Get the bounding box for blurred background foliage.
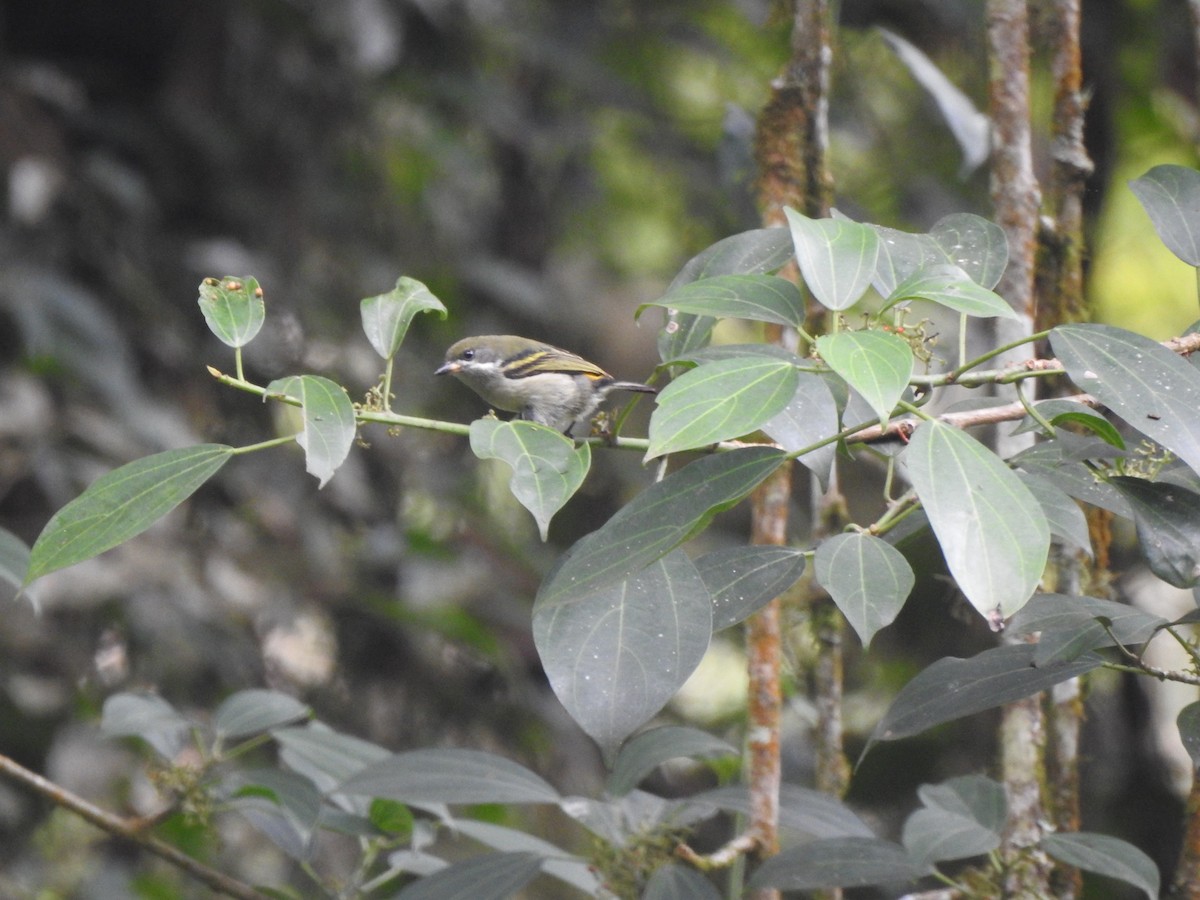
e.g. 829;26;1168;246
0;0;1198;895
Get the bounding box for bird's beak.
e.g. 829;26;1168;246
434;361;459;376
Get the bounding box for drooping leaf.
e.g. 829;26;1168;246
643;864;722;900
537;447;787;608
647;357;799;458
817;330;913;425
396;852;544;900
469;419;590;540
929;213;1009;289
903;422;1049;619
869;644;1103;746
1041;832;1160;900
197;276;265;348
814;533;914;648
266;375;356;488
1051;323;1200;476
360;276;447;360
214;689;310;741
640;274;805;328
534;550;712;753
607;726;736;796
1017;472;1093;558
786;209;880;311
1129;163;1200;266
696;546;808;631
748;837;927;891
25;444;234;585
1008;592;1168;667
886;264;1017;319
1110;476;1200;587
761;372;840;484
339;748;560;804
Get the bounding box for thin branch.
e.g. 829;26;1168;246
0;753;271;900
676;832;760;870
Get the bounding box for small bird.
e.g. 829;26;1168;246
435;334;656;434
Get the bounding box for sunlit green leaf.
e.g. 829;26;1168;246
198;276;265;348
469;419;590;540
1129;164;1200;266
817;330;913;425
360;276;447;360
814;533;914;648
267;375;356;488
25;444;234;584
786;209;880;311
640;274;804;328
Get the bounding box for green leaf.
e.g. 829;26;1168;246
368;798;414;835
534;550;712;753
100;693;191;758
1013;398;1125;448
786;209;880;311
1008;592;1168;666
197;276;265;348
903;776;1006;865
226;768;322;860
647;357;799;458
693;784;874;840
696;546;807;631
214;689;310;741
1041;832;1160;900
643;864;722;900
273;724;391;792
640;274;805;328
867;224;943;297
814;533;914;648
887;264;1017;319
0;527;30;599
267;375;356;488
396;852;544;900
469;419;590;540
869;644;1103;745
1017;472;1093;558
536;447;787;608
1178;702;1200;769
607;726;736;797
360;276;447;360
1012;439;1133;518
929;213;1009;289
1052;323;1200;476
25;444;234;585
748;837;927;891
919;775;1007;832
1109;476;1200;587
1129;163;1200;266
817;331;913;425
339;748;560;804
761;372;840;485
904;422;1049;619
454;821;599;895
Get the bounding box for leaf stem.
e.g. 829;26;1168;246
230;435;299;455
946;328;1053;382
1014;380;1055;435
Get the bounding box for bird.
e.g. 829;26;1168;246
435;334;655;434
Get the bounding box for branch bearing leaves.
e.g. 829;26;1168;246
929;213;1009;290
339;748;560;805
696;545;807;631
639;274;805;329
1041;832;1160;900
904;422;1049;619
816;330;913;425
761;372;840;485
1109;475;1200;587
214;689;311;741
267;375;356;488
786;209;880;311
1129;163;1200;266
25;444;234;585
360;276;447;360
1051;323;1200;476
886;263;1017;319
814;533;914;649
197;276;265;348
395;852;545;900
646;357;798;459
469;419;590;541
533;549;712;753
868;644;1103;746
658;227;794;363
606;725;737;796
867;224;943;297
536;446;787;608
747;837;927;892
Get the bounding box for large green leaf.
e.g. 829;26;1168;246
25;444;234;584
339;748;560;804
814;533;914;648
197;276;265;348
647;357;799;458
817;331;913;425
536;447;787;608
929;213;1009;289
267;375;357;488
1041;832;1159;900
534;550;712;753
396;853;544;900
902;776;1005;866
1110;476;1200;587
1129;163;1200;266
869;644;1103;745
886;264;1017;319
696;545;808;630
904;422;1049;619
360;276;447;359
469;419;590;541
1051;323;1200;476
786;210;880;311
640;274;805;328
867;224;943;296
761;372;840;484
1017;472;1092;558
606;726;736;796
748;837;927;891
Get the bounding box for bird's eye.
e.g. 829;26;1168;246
461;349;475;361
